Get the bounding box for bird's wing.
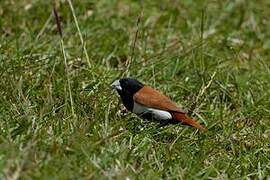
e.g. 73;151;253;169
133;86;185;113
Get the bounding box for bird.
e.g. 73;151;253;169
111;78;207;131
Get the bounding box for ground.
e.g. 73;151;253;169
1;0;270;179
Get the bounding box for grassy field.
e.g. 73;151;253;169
1;0;270;179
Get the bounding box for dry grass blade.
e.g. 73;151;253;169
67;0;91;68
123;12;143;77
52;2;62;37
52;1;76;118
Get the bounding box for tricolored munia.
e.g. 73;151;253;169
111;78;207;131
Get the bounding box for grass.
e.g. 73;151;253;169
1;0;270;179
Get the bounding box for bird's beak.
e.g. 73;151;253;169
111;80;122;91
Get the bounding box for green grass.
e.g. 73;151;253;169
1;0;270;179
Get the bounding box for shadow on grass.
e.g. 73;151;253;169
124;116;193;144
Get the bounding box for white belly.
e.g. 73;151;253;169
133;102;172;120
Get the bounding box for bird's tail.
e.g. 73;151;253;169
171;112;207;131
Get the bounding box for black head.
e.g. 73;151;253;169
111;78;144;95
111;78;144;111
